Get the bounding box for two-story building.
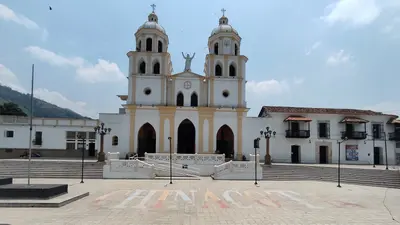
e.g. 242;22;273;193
254;106;400;165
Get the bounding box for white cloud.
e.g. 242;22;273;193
364;101;400;116
34;88;97;118
0;4;48;41
0;64;96;117
0;4;39;29
246;79;290;95
326;50;351;66
24;46;125;83
305;41;321;56
322;0;381;26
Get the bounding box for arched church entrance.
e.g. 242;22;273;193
177;119;196;154
137;123;156;157
216;125;234;160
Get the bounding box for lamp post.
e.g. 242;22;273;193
168;137;172;184
94;123;111;162
372;131;376;168
260;126;276;166
337;137;347;188
383;131;389;170
254;137;260;185
77;133;86;184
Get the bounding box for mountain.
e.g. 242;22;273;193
0;85;87;119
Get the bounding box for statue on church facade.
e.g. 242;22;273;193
182;52;195;71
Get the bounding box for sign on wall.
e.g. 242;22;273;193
345;145;359;161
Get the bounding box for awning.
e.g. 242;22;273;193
391;119;400;124
340;117;369;123
283;116;312;122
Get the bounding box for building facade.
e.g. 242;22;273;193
0;115;99;158
100;9;247;159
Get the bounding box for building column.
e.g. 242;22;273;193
129;106;137;153
158;106;176;153
159;115;165;153
198;116;204;154
236;110;244;159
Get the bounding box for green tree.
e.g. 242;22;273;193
0;102;27;116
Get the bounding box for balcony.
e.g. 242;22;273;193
388;131;400;141
286;130;310;138
341;131;367;140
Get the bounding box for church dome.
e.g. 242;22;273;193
137;11;166;34
210;13;238;36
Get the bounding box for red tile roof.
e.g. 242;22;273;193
339;117;369;123
283;116;312;122
259;106;397;117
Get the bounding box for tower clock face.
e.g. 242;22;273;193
224;39;231;47
184;81;191;89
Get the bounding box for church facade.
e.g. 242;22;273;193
100;8;250;159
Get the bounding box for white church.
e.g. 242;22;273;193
98;7;400;165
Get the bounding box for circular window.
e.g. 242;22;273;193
222;90;229;98
144;88;152;95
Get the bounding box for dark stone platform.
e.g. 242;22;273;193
0;177;12;185
0;184;68;199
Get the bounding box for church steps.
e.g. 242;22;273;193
262;165;400;189
0;160;103;179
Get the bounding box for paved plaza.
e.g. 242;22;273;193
1;178;400;225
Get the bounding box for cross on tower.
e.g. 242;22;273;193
221;8;226;16
151;4;156;12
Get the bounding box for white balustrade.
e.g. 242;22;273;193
213;160;261;180
107;152;120;160
144;153;225;165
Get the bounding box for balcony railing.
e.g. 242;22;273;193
285;130;310;138
388;131;400;141
341;131;367;140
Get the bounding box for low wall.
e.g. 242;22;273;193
212;161;263;180
103;159;155;179
0;148;97;159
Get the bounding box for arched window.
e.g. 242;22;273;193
146;38;152;51
176;92;184;106
139;61;146;74
234;44;238;56
112;136;118;146
214;43;219;55
215;64;222;76
158;41;163;53
153;62;160;74
190;92;198;107
229;64;236;77
137;40;142;52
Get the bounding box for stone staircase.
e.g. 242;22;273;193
263;164;400;189
0;160;103;179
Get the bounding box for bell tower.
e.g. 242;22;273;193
204;9;248;109
126;4;173;106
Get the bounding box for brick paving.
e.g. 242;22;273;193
1;178;400;225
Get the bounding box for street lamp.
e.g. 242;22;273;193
94;123;111;162
383;131;389;170
168;137;172;184
254;137;260;185
260;126;276;165
337;137;348;188
77;133;86;184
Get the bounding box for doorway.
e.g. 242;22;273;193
319;146;328;164
216;125;234;159
177;119;196;154
88;143;95;157
137;123;156;157
291;145;300;163
373;147;381;165
291;122;300;131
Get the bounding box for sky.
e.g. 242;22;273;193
1;0;400;118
